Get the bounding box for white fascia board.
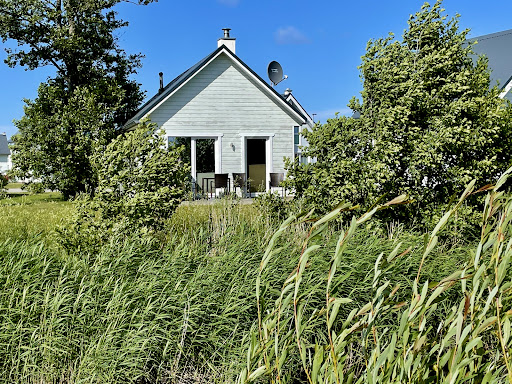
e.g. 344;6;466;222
222;52;306;124
286;94;314;128
141;51;227;119
499;78;512;99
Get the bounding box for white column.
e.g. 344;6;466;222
266;137;274;191
214;136;222;173
191;138;197;180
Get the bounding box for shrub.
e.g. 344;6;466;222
0;174;8;189
285;1;512;230
22;182;45;195
253;191;291;221
58;120;190;250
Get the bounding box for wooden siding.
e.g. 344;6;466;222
148;53;300;175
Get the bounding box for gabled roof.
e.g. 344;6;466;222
125;45;308;128
468;29;512;100
0;135;10;156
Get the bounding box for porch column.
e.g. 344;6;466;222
191;138;197;191
214;136;222;173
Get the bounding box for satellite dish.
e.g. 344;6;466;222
268;61;284;86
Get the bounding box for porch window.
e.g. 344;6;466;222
169;137;192;165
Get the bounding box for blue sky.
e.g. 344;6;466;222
1;0;512;139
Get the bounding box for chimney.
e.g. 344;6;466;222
217;28;236;53
159;72;164;93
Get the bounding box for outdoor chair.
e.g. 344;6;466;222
269;172;285;197
232;173;246;197
214;173;229;196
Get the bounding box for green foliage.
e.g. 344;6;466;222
0;174;8;189
22;181;45;195
59;120;190;250
12;83;123;199
240;170;512;383
0;197;70;242
286;1;512;228
2;0;154;198
253;191;292;222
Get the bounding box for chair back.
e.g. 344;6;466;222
269;173;284;187
214;173;229;188
232;173;246;188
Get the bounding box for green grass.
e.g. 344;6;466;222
5;182;24;190
0;191;64;204
0;192;70;241
0;195;506;383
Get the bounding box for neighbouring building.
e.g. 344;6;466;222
125;29;313;195
0;133;11;174
468;29;512;100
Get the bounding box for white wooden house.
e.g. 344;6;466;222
125;29;312;195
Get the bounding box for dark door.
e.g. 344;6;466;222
246;138;266;193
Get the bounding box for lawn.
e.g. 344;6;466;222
5;182;24;190
0;192;71;241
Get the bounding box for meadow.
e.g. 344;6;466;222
0;190;510;383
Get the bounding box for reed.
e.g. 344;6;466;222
240;174;512;383
0;195;494;383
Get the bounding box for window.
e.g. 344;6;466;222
294;126;300;145
167;136;176;146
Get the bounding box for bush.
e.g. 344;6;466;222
0;174;8;189
58;120;190;250
285;1;512;230
22;182;45;195
253;191;291;221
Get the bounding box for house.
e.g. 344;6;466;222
468;29;512;100
125;29;313;195
0;133;11;174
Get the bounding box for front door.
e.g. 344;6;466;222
246;138;266;193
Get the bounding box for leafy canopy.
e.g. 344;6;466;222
1;0;155;198
286;0;512;226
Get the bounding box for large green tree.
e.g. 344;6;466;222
1;0;154;198
286;1;512;226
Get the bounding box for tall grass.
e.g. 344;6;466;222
0;196;493;383
241;178;512;382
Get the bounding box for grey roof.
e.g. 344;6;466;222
468;29;512;93
125;45;308;127
0;135;10;155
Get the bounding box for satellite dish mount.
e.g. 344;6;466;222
268;61;288;87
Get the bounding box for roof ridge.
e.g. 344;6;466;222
470;29;512;42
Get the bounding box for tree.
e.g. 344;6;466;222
286;0;512;226
12;83;121;198
1;0;154;198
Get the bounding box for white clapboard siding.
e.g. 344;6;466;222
148;53;300;175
